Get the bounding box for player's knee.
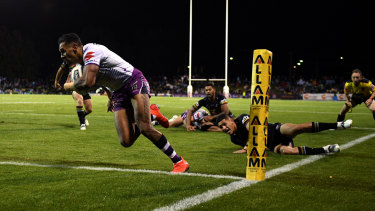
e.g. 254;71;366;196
118;133;136;148
274;145;288;154
85;109;92;114
119;137;135;148
76;99;83;105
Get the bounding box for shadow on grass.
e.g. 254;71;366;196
0;157;147;169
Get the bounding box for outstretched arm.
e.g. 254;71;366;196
54;67;65;90
365;91;375;107
204;103;230;122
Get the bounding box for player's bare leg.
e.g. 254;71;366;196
337;101;357;122
72;91;83;106
72;91;87;130
131;94;161;141
280;123;314;138
114;107;140;147
131;94;189;172
169;116;183;128
83;99;92;115
273;143;299;155
365;99;375;120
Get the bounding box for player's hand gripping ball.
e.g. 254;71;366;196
70;64;83;82
69;64;88;95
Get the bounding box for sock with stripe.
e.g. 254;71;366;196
298;146;325;155
153;134;182;164
337;114;345;122
311;122;337;132
76;106;85;125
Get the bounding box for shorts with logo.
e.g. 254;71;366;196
180;110;188;120
267;123;294;151
112;68;151;112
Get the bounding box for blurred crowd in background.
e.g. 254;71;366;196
0;73;353;99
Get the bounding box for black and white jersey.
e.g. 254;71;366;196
192;94;234;118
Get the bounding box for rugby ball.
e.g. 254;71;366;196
70;64;83;82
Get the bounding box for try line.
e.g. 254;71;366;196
0;161;244;181
154;132;375;211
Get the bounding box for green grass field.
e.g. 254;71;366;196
1;94;374;210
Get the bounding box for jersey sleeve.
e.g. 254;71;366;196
193;98;205;110
344;82;351;94
367;81;375;92
240;114;250;127
219;95;228;105
83;44;103;66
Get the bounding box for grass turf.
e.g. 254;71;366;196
0;94;374;210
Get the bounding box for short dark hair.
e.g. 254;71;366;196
58;33;82;46
216;113;229;124
352;68;362;76
205;83;215;88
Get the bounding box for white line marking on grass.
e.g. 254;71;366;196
352;127;375;131
154;132;375;211
340;133;375;150
1;134;375;210
0;161;244;180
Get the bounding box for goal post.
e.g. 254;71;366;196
246;49;272;181
187;0;230;98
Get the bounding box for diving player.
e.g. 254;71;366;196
168;108;221;131
337;69;375;122
59;33;189;173
217;113;352;154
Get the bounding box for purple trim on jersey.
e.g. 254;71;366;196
112;68;151;112
84;62;100;66
180;110;188;120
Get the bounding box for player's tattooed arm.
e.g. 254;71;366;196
73;77;88;92
73;64;99;91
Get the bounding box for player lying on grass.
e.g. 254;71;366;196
337;68;375;122
168;108;222;131
186;84;234;131
54;62;92;130
217;113;352;154
59;33;189;173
